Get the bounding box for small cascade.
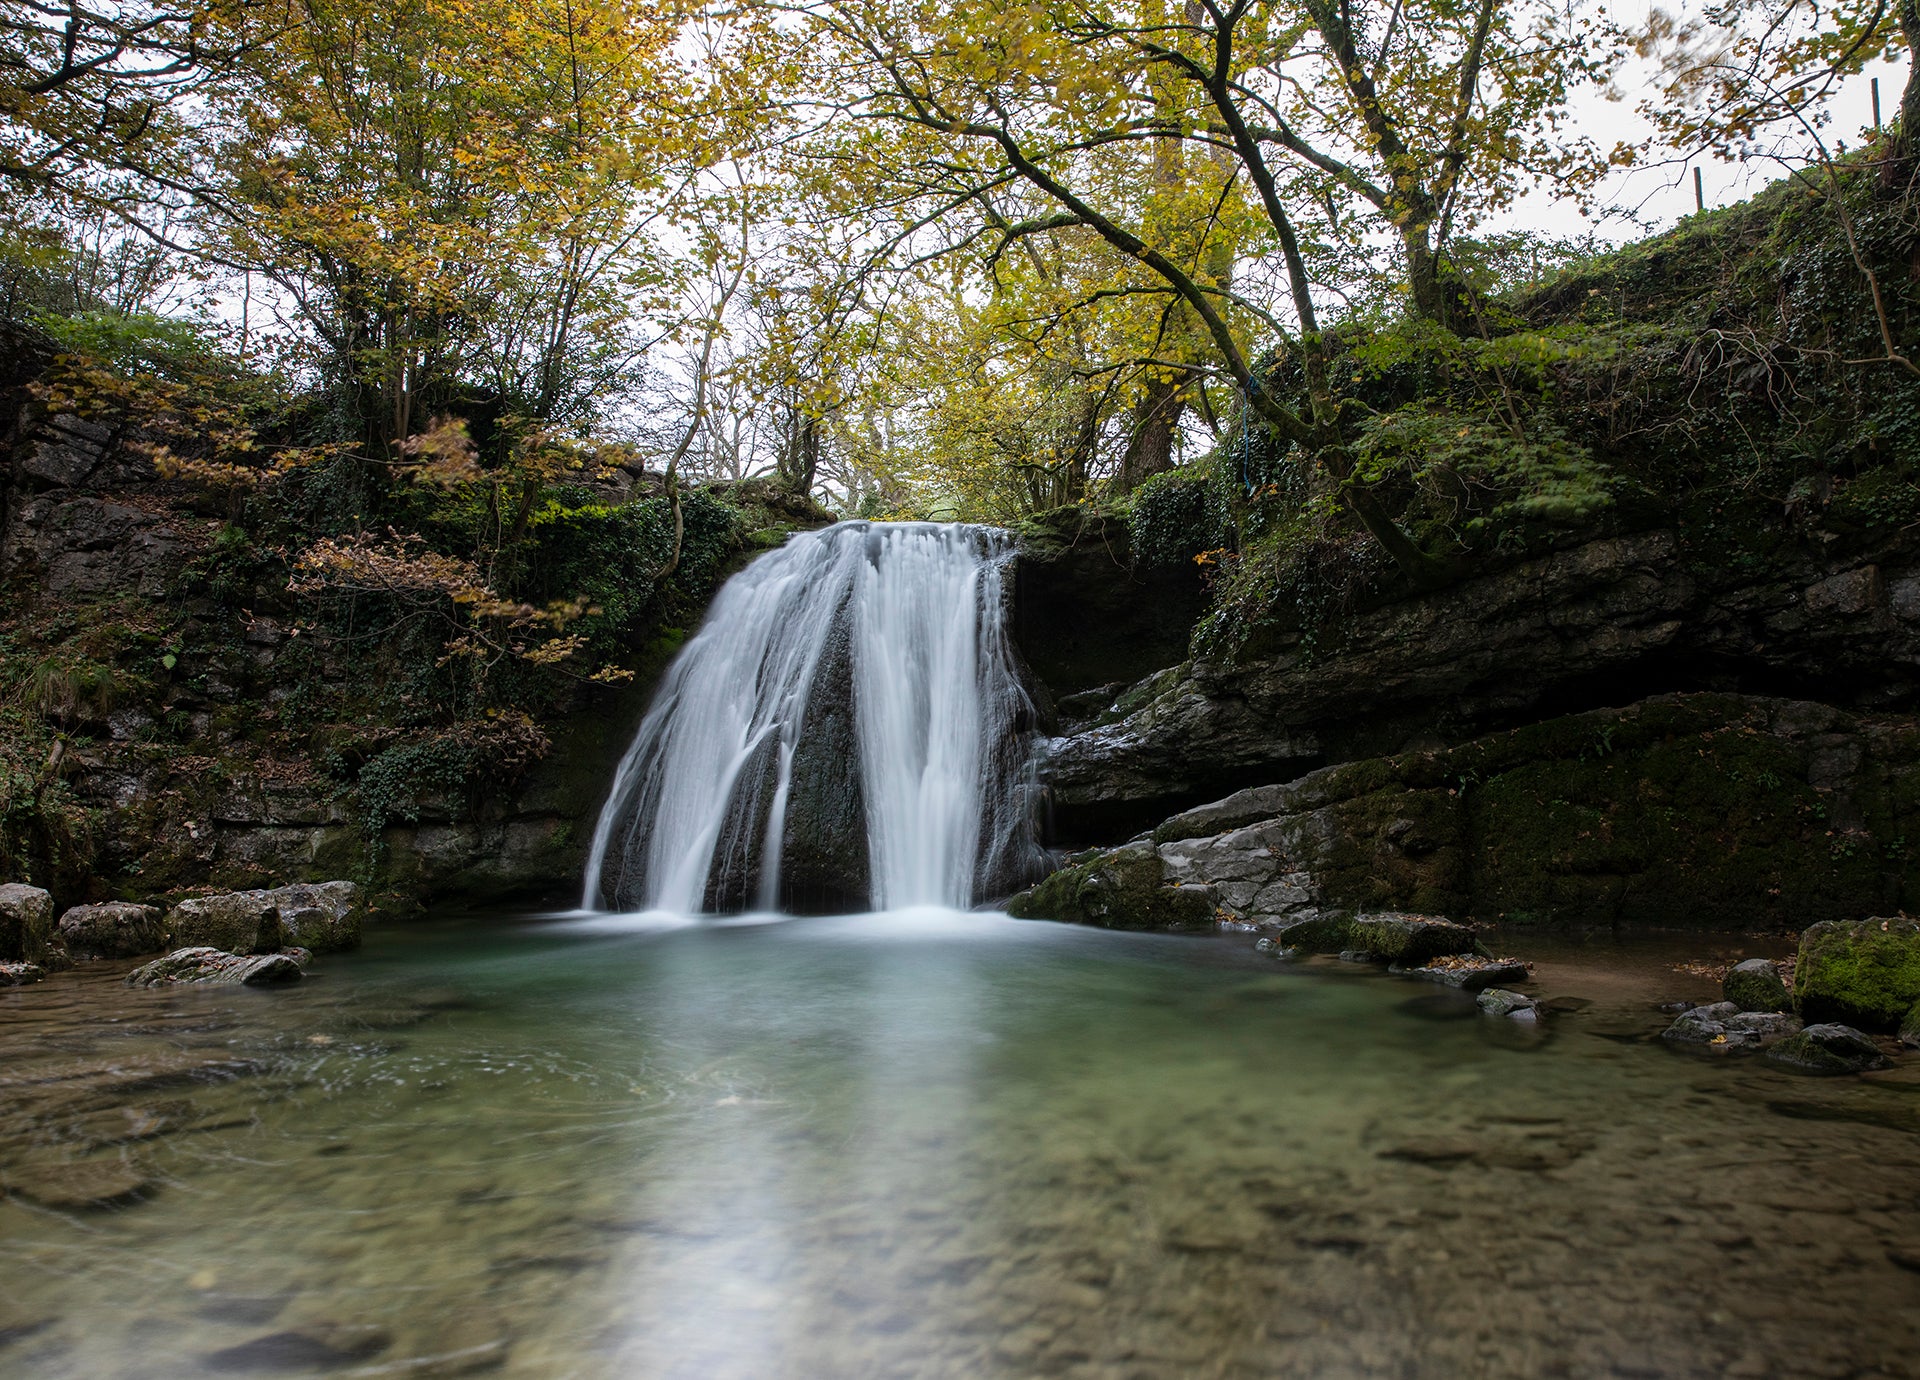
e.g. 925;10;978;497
582;521;1046;913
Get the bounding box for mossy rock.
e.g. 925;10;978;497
1272;915;1352;953
1347;913;1475;964
1723;958;1792;1014
1794;918;1920;1031
1006;845;1216;931
1763;1023;1893;1075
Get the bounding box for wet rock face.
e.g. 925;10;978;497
1764;1023;1893;1075
1794;918;1920;1031
1041;530;1920;839
57;903;166;960
0;885;54;964
1027;693;1920;935
777;614;871;913
124;947;304;988
1010;512;1209;703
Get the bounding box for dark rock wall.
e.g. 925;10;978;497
1036;527;1920;844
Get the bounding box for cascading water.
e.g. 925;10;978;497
581;521;1046;914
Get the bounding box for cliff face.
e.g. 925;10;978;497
0;325;825;912
1032;526;1920;846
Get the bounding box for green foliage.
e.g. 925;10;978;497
1126;467;1231;571
35;310;229;383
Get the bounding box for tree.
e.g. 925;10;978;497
790;0;1626;577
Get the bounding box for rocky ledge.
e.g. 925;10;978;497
0;879;367;977
1019;693;1920;935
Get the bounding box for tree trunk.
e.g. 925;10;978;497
1899;0;1920;165
778;409;820;498
1118;374;1185;493
1401;225;1453;329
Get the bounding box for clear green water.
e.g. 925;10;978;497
3;910;1919;1379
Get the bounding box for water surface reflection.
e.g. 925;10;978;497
1;910;1917;1378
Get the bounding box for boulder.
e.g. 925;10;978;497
1661;1002;1801;1049
57;902;167;960
125;947;303;988
0;884;55;963
1763;1023;1894;1075
1271;915;1351;953
166;892;283;955
1723;957;1792;1013
1346;913;1476;965
1477;988;1540;1021
1901;1003;1920;1051
1006;844;1218;931
1395;955;1531;991
1793;918;1920;1031
267;882;363;954
0;961;46;986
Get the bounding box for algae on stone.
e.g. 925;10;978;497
1006;845;1217;931
1794;918;1920;1031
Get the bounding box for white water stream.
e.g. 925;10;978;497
581;522;1042;913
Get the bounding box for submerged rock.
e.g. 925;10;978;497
1661;1002;1800;1049
0;884;54;963
125;947;303;988
1346;913;1476;965
1794;918;1920;1031
1477;988;1540;1021
0;1156;156;1209
1764;1023;1893;1075
1006;844;1217;930
1723;957;1792;1013
205;1323;391;1373
57;902;166;960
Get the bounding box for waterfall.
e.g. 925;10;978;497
581;521;1045;914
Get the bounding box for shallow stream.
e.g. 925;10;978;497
3;911;1918;1379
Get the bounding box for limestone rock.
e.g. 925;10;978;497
57;902;167;960
0;884;55;963
268;881;364;954
1006;844;1218;931
1346;913;1475;965
1661;1002;1801;1048
125;947;303;988
1793;918;1920;1031
1764;1023;1894;1075
166;892;283;955
1723;957;1792;1013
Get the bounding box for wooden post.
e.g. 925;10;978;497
1694;166;1704;213
1873;77;1882;128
